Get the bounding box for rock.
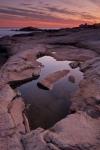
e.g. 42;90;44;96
69;61;80;69
23;113;30;133
0;84;16;111
77;40;100;54
68;75;75;83
0;50;42;85
38;70;70;90
44;112;100;150
0;25;100;150
70;57;100;118
0;84;24;149
0;106;23;150
0;135;23;150
19;27;40;32
8;97;25;133
22;128;48;150
22;112;100;150
49;46;98;61
32;67;42;77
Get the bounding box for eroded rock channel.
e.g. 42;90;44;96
18;56;83;129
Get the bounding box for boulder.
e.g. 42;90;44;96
38;70;70;90
44;112;100;150
0;50;42;85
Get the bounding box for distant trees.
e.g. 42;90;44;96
79;23;100;29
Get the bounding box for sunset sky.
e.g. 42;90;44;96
0;0;100;28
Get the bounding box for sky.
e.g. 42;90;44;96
0;0;100;28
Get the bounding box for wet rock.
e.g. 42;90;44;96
38;70;70;90
68;75;75;83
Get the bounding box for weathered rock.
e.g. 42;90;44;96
32;66;42;77
69;61;80;69
0;84;24;149
22;112;100;150
77;40;100;54
44;112;100;150
80;57;100;79
22;128;48;150
49;46;98;61
0;84;16;111
0;50;42;85
0;135;23;150
8;97;25;133
23;113;30;133
38;70;70;90
0;106;23;150
70;57;100;118
0;26;100;150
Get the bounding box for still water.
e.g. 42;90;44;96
18;56;83;129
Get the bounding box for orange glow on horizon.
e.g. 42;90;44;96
0;0;100;28
0;18;94;28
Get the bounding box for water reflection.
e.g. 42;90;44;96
18;56;83;129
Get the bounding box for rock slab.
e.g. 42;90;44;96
38;70;70;90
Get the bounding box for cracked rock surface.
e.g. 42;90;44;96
0;27;100;149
